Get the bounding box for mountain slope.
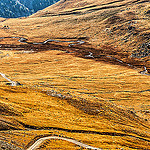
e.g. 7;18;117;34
32;0;150;72
0;0;150;149
0;0;31;18
0;0;60;18
20;0;60;14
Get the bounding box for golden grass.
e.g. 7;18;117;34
0;49;149;115
0;50;150;149
0;0;150;149
0;129;137;149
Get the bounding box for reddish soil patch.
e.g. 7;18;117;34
1;41;149;74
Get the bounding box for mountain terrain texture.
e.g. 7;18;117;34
0;0;150;149
0;0;59;18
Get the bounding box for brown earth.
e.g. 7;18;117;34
0;0;150;149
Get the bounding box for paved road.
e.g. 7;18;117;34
27;136;101;150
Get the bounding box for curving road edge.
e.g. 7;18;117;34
26;136;101;150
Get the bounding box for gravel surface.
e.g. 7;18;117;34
0;140;23;150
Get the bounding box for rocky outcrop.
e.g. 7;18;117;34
131;42;150;58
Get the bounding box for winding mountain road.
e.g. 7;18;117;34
0;36;149;76
0;36;85;46
27;136;101;150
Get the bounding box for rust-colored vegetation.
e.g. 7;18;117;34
0;0;150;149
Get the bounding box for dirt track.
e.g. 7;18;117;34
27;135;101;150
